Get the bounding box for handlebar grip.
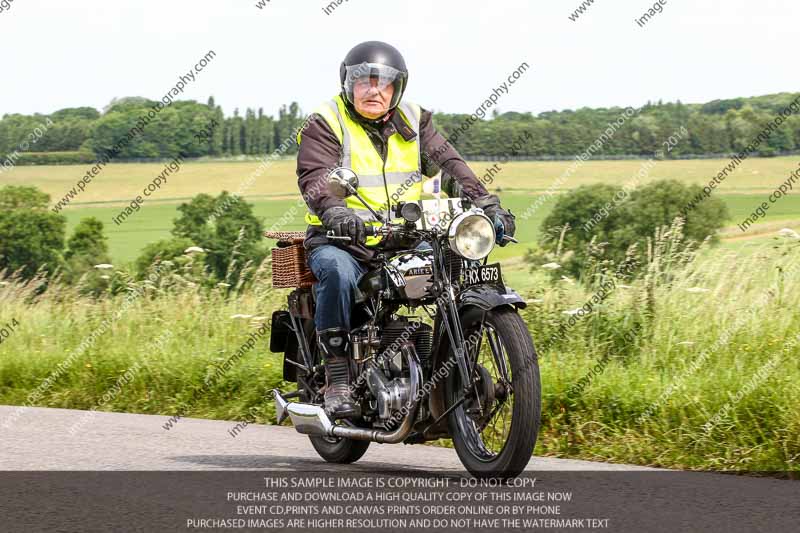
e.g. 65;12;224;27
326;225;380;242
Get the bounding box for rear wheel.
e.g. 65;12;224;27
445;307;541;479
297;320;370;464
308;434;371;464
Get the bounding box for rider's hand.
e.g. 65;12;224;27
473;194;516;246
321;206;367;244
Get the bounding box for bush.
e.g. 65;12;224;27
134;237;196;278
534;180;729;278
63;217;113;289
0;186;66;279
172;191;267;283
12;151;96;166
617;180;729;248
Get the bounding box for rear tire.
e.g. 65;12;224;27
297;320;371;464
309;435;371;464
445;307;541;479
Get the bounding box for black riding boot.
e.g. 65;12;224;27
318;328;360;420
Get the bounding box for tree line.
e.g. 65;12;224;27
1;92;798;163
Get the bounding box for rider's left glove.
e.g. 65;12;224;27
473;194;516;246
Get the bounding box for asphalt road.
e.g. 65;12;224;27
0;405;648;471
2;406;798;533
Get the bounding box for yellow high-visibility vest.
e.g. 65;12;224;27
299;94;423;246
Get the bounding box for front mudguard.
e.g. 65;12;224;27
457;284;527;313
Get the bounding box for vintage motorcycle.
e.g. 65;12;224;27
269;168;541;479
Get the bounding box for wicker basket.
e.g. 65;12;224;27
265;231;316;289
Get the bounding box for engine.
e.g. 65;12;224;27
355;319;433;423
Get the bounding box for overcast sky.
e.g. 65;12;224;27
1;0;797;118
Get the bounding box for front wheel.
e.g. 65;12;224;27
445;306;541;479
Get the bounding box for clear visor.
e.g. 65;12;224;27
343;62;404;108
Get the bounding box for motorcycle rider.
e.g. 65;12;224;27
296;41;516;419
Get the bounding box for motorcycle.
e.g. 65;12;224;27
269;168;541;479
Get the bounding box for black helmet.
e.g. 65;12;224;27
340;41;408;113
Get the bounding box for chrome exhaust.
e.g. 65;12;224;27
270;345;423;444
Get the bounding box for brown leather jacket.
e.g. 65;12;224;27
297;96;489;262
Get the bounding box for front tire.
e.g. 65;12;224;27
445;307;541;479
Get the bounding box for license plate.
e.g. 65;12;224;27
462;263;504;289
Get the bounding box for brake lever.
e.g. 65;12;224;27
325;231;352;243
501;235;518;244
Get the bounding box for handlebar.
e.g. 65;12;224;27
326;224;518;245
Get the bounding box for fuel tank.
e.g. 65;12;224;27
388;251;433;301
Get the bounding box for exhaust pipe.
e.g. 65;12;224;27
272;390;336;436
271;345;422;444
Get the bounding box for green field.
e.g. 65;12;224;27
3;157;798;266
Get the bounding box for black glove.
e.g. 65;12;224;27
473;194;516;246
321;206;367;244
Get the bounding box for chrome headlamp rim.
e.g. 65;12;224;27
447;211;495;260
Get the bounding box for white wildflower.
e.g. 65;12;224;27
685;287;710;293
94;264;114;270
563;308;583;316
677;341;695;346
777;228;800;239
230;314;254;319
184;246;206;254
541;262;561;270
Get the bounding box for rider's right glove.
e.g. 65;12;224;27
321;206;367;244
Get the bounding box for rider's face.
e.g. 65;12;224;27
353;77;394;119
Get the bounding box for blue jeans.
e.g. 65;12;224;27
307;242;430;331
307;245;367;332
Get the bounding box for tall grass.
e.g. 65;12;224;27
523;224;800;472
0;256;288;427
1;232;798;472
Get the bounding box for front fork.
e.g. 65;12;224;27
438;285;473;390
430;238;474;392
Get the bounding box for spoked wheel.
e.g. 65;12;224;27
297;321;370;464
445;307;541;479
